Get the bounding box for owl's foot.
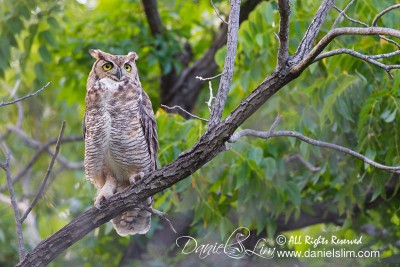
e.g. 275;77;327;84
94;187;114;209
129;172;145;185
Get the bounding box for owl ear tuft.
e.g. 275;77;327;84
89;49;105;60
127;52;139;61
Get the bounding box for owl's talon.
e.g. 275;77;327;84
94;188;114;209
129;172;145;185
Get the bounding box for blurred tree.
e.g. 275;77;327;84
0;0;400;266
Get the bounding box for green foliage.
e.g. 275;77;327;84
0;0;400;266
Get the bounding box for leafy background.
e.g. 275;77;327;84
0;0;400;266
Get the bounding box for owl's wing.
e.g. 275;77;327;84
139;90;159;170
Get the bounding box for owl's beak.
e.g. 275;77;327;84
116;67;123;80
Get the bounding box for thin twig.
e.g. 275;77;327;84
20;121;66;223
229;121;400;173
136;204;177;233
0;134;83;193
208;0;241;129
161;104;208;122
6;126;84;169
314;48;400;77
0;151;25;259
269;114;282;132
0;82;51;108
195;73;222;81
210;0;228;24
333;6;368;27
372;4;400;49
294;0;336;60
285;154;321;172
292;27;400;73
332;0;355;29
372;4;400;28
206;81;215;112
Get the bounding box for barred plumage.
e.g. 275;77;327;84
84;49;158;236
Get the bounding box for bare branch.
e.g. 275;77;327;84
293;0;336;61
229;127;400;173
269;114;282;132
20;121;66;223
371;4;400;48
285;154;321;172
161;104;208;122
331;0;355;29
277;0;291;67
314;48;400;76
208;0;241;129
333;6;368;27
210;0;228;24
195;73;222;81
136;204;177;234
0;82;51;108
292;27;400;73
0;133;83;193
372;4;400;26
0;151;25;259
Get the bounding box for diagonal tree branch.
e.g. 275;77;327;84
208;0;241;129
331;0;355;29
293;0;337;61
0;134;83;193
0;82;51;108
210;0;228;24
161;104;208;122
333;5;368;27
20;121;66;223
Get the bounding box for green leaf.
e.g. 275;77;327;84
29;24;39;35
17;3;31;19
255;33;263;47
248;147;263;165
39;45;52;63
39;30;57;48
266;220;277;237
34;63;46;84
264;157;276;180
236;163;248;189
6;16;24;34
286;182;301;207
215;47;226;68
47;17;60;29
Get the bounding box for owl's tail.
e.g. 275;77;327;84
112;196;153;236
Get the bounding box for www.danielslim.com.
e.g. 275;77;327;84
276;248;380;258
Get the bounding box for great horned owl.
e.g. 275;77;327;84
84;49;158;236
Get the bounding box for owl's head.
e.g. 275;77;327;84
88;49;139;82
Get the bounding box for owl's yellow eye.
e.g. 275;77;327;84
124;64;132;72
102;63;113;71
